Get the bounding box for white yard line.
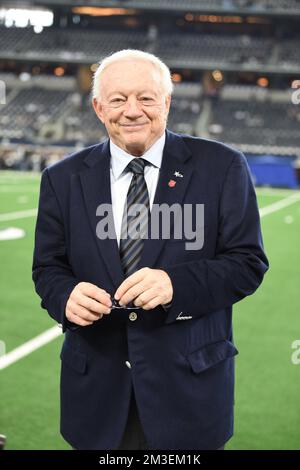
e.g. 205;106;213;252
1;192;300;369
259;193;300;217
0;209;37;221
256;188;300;197
0;186;39;192
0;326;62;370
0;171;41;179
256;190;300;197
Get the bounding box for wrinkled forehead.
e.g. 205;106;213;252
100;59;163;97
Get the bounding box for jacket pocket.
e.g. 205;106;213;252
186;339;238;374
60;342;87;374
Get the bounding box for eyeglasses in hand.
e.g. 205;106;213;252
110;297;142;310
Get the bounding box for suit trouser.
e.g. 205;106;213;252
117;389;149;450
117;390;225;451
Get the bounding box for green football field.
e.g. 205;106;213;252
0;170;299;450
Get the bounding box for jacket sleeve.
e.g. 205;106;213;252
32;168;79;332
162;152;269;324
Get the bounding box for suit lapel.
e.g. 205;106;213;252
79;141;125;290
139;130;193;269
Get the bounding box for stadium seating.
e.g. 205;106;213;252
209;98;300;148
278;39;300;67
156;33;273;66
0;88;71;140
0;26;148;61
34;0;300;12
0;25;294;72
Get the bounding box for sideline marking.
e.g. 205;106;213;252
0;326;62;370
0;209;37;221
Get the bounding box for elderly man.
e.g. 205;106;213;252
32;49;268;450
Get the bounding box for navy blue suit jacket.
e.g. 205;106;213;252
32;130;268;450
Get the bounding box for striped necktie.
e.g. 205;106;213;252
119;158;150;277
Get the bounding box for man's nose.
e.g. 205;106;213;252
123;98;143;118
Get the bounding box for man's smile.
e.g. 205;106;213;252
119;123;148;129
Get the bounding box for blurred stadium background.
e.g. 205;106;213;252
0;0;300;450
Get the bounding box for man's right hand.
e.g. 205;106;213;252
65;282;112;326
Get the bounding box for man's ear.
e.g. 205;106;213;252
164;95;171;118
92;97;105;124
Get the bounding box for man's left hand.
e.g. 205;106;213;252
114;268;173;310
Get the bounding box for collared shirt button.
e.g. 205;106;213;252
129;312;138;321
125;361;131;369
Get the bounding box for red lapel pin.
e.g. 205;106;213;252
168;179;176;188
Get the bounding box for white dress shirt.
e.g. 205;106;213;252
110;133;166;246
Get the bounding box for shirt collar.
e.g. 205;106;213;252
110;132;166;180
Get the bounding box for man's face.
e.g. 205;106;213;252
93;60;171;156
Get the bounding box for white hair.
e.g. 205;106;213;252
92;49;173;101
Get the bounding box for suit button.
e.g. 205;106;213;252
129;312;138;321
125;361;131;369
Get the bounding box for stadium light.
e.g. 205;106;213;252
0;8;53;28
34;25;43;34
257;77;269;87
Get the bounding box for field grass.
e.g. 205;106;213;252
0;170;299;450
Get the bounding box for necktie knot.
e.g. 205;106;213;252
127;158;147;175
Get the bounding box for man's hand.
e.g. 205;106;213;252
114;268;173;310
66;282;112;326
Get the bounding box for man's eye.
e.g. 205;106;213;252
111;98;125;103
140;97;155;104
